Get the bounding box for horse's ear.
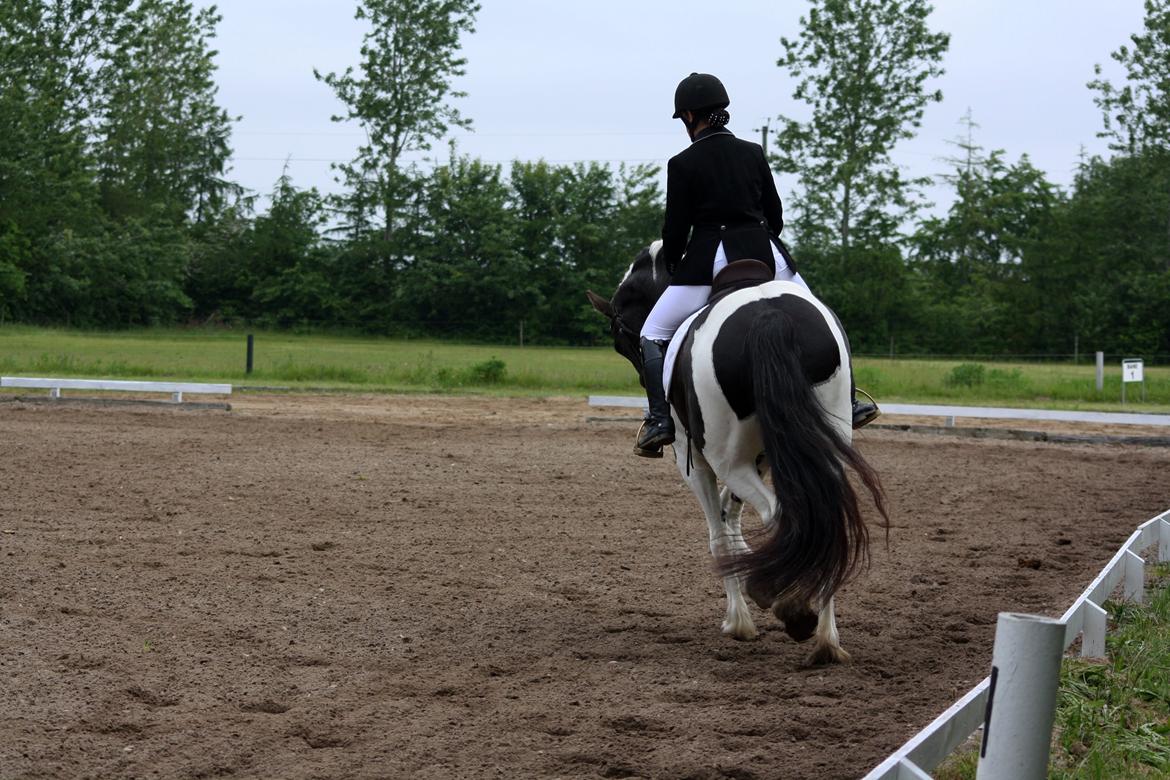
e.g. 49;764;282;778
586;290;614;319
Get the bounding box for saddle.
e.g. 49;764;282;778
709;258;775;305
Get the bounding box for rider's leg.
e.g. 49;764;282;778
636;284;710;457
770;243;879;428
770;243;810;290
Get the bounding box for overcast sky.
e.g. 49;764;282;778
205;0;1147;216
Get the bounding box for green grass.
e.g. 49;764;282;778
852;358;1170;412
0;325;639;395
0;325;1168;409
936;565;1170;780
1049;567;1170;779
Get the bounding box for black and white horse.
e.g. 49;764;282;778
588;242;888;665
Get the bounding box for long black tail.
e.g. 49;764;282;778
719;308;889;606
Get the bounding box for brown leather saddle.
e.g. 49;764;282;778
709;258;775;304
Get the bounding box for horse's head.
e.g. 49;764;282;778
586;241;670;382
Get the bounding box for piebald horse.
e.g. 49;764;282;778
588;242;888;665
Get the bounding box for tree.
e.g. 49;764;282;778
1089;0;1170;278
1089;0;1170;154
92;0;236;224
771;0;949;352
249;172;340;327
0;0;117;237
1031;152;1170;356
395;152;524;339
1077;0;1170;356
773;0;949;251
912;128;1061;353
315;0;479;240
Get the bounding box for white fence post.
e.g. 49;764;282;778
1080;600;1108;658
976;613;1065;780
1124;550;1145;604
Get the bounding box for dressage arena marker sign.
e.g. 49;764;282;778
1122;358;1145;404
863;509;1170;780
1;376;232;404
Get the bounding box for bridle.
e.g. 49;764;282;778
612;308;641;343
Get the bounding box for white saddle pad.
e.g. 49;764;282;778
662;307;706;396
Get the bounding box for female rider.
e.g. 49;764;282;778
634;73;879;457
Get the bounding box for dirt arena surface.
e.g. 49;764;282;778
2;394;1168;779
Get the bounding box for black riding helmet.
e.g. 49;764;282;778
672;72;729;118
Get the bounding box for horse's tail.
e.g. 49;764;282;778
721;308;888;607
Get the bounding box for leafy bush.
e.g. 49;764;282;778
946;362;986;388
467;357;507;384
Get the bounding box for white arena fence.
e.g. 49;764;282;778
1;376;231;403
586;396;1170;428
863;508;1170;780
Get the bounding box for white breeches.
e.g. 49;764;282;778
640;241;809;341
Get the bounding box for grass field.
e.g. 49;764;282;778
0;325;1168;411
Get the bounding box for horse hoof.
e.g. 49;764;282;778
783;612;818;642
774;603;818;642
807;643;851;666
722;617;758;641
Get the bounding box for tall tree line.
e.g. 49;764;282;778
1;0;1168;354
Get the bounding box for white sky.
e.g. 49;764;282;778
206;0;1146;216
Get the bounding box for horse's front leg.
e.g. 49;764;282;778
673;442;756;640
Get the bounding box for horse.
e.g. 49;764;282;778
587;241;888;665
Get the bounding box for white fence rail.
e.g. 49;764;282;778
1;376;231;403
863;508;1170;780
586;396;1170;427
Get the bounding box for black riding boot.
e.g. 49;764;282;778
635;337;675;457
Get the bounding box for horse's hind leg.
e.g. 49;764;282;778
675;446;756;640
807;596;850;666
719;462;779;609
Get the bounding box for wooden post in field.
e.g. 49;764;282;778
246;334;254;375
1095;351;1104;392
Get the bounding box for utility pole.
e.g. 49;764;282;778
755;120;770;157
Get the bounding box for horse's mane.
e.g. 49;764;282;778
613;242;669;329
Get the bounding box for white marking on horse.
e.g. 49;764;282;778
648;240;663;284
672;281;857;659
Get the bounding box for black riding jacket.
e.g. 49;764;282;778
660;125;787;285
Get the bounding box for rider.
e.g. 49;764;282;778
633;73;880;458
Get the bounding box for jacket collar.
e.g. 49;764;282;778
691;125;734;144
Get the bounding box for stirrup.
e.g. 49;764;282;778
634;419;672;458
852;388;881;430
